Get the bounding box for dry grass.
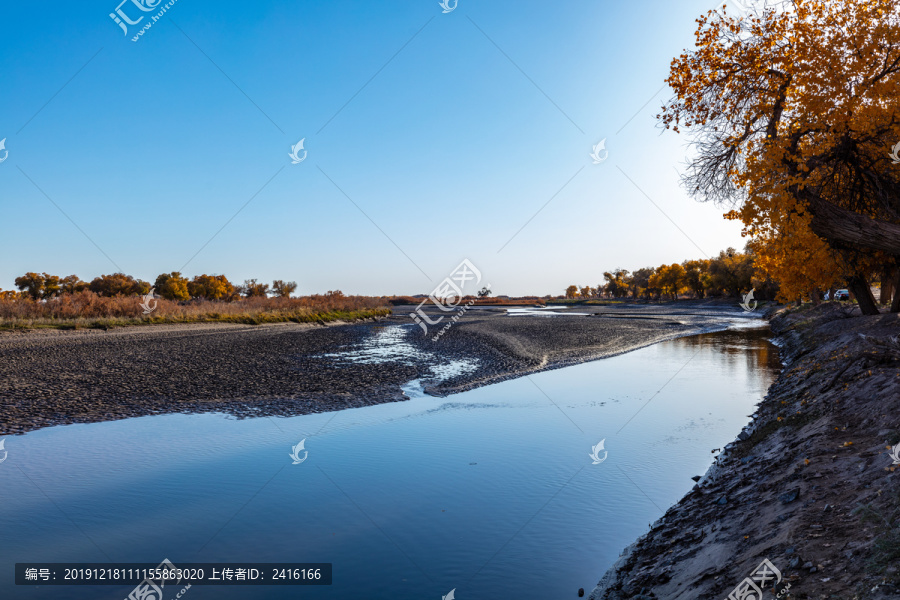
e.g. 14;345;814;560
0;291;391;330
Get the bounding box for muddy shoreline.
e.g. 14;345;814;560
0;301;757;435
588;303;900;600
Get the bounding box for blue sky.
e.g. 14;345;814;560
0;0;744;297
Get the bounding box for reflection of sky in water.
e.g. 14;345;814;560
426;360;480;382
0;327;780;600
321;325;427;364
506;306;580;316
724;318;771;330
323;326;480;398
401;360;480;399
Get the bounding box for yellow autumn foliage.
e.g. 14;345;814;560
660;0;900;308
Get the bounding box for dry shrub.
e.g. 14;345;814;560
0;291;390;329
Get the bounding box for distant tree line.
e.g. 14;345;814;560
566;247;778;301
1;272;299;301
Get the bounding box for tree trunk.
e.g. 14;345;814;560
879;268;894;306
878;268;894;306
847;274;880;316
806;193;900;255
892;270;900;313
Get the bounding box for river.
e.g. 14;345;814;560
0;322;780;600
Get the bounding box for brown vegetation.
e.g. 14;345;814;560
0;276;391;330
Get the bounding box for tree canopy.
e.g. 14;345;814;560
90;273;150;297
271;280;298;298
659;0;900;313
6;271;296;303
154;272;190;301
189;274;236;300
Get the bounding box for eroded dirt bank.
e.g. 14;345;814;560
589;304;900;600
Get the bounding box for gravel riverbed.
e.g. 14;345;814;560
0;301;757;435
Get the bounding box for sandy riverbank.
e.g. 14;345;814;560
0;300;757;435
589;303;900;600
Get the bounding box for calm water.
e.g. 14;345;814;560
0;324;780;600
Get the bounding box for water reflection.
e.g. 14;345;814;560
671;327;782;391
0;326;780;600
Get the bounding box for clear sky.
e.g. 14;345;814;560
0;0;745;297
